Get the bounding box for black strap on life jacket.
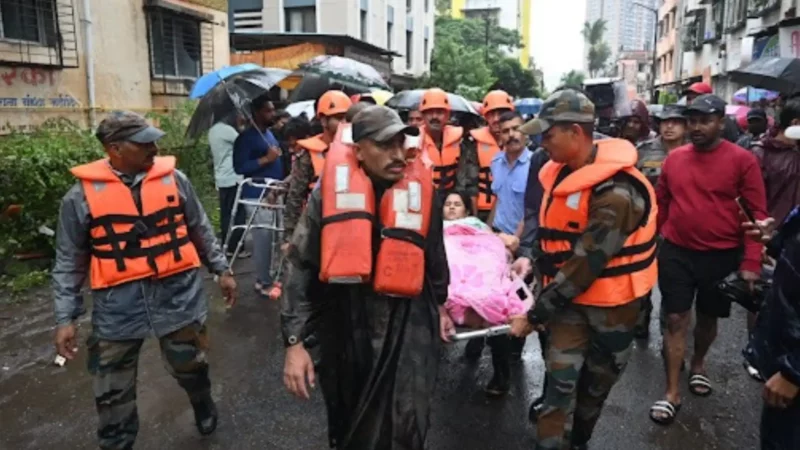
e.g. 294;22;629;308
88;204;186;273
536;235;657;279
381;227;426;250
477;165;493;205
320;210;375;227
433;162;459;188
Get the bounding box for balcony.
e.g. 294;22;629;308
747;0;780;17
658;0;678;18
657;28;675;58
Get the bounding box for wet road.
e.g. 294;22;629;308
0;267;761;450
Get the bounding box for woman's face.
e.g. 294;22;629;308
443;194;467;220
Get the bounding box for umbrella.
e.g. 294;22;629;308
286;100;315;118
514;98;543;117
185;65;290;139
733;87;780;104
289;55;391;102
729;57;800;94
364;89;394;105
385;89;480;115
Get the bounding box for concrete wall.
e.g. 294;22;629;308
0;0;230;134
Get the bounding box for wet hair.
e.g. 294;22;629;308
282;117;312;140
443;190;473;215
499;111;523;123
779;99;800;130
275;109;291;121
346;102;371;122
309;118;324;135
251;94;273;114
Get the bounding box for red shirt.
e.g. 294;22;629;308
656;139;767;273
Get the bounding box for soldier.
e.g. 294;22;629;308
508;90;658;450
282;90;352;249
52;111;236;450
470;90;516;222
633;104;688;338
417;88;479;205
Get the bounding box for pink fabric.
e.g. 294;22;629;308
443;224;534;326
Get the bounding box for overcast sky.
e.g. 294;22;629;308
531;0;586;92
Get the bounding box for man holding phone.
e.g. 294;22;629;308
649;94;767;425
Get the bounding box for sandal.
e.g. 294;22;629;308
649;400;681;425
688;373;713;397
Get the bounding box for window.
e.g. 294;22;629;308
406;31;412;70
285;6;316;33
425;0;429;12
406;0;412;13
0;0;57;45
423;37;428;64
387;21;393;49
725;0;747;30
360;10;367;41
148;9;202;79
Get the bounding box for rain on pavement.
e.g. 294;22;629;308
0;262;761;450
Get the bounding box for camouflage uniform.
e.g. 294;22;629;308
519;90;649;450
283;149;316;242
451;133;480;202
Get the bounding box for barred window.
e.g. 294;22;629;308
148;9;201;79
0;0;57;45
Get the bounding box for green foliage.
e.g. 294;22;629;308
1;269;49;295
0;102;218;266
658;91;679;105
583;19;612;77
560;70;586;88
423;16;541;100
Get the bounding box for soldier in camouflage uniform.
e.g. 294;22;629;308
633;104;688;338
509;90;657;450
52;112;236;450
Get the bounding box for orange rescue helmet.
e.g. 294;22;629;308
420;88;451;112
317;90;352;118
482;90;514;115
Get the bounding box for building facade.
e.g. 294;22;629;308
585;0;659;68
229;0;434;78
449;0;532;68
679;0;798;101
0;0;231;133
655;0;682;88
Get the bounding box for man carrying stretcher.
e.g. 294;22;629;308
281;105;452;450
509;89;658;450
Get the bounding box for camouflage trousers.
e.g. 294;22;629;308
87;322;211;450
535;299;640;450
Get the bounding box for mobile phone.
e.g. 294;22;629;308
736;196;757;224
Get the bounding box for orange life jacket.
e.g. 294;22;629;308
319;129;434;297
297;133;328;190
70;156;201;290
536;139;658;307
470;127;502;211
420;125;463;190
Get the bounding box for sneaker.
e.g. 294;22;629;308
191;394;218;436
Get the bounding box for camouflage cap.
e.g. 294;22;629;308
352;105;420;143
659;104;687;121
518;89;595;135
95;111;165;145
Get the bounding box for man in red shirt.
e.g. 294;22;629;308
649;94;767;425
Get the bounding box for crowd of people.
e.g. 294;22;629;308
49;78;800;450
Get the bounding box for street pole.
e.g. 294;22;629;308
634;2;658;103
484;12;490;64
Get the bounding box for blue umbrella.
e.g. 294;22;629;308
515;98;543;117
190;63;268;98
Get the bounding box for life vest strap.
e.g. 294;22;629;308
381;227;426;250
537;227;582;242
90;234;192;275
536;236;657;279
320;210;375;227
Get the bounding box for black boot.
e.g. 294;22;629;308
191;394;218;436
485;336;511;396
528;396;544;422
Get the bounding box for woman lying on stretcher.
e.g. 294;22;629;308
441;191;534;395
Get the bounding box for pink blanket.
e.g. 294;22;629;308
443;223;534;326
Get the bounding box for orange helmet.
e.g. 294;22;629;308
419;88;451;112
482;90;514;115
317;90;352;118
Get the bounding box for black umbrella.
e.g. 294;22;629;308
729;57;800;94
186;66;290;139
385;89;480;115
289;55;391;102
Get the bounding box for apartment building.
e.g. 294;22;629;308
229;0;434;79
585;0;659;67
655;0;682;88
449;0;532;68
0;0;230;133
680;0;799;100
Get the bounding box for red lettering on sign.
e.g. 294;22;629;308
1;68;17;86
0;67;55;86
